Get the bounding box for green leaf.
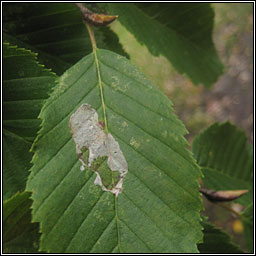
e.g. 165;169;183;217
3;131;33;201
200;167;252;206
3;42;56;200
3;32;71;76
198;220;243;253
3;192;41;253
27;48;202;253
104;3;223;87
241;203;253;252
3;3;128;75
192;122;253;206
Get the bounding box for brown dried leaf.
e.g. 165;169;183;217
86;13;118;26
200;188;248;202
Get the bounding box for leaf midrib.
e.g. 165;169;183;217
92;46;121;252
94;48;200;252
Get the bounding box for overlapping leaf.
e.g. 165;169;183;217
198;220;243;253
3;3;128;75
104;3;224;87
27;49;203;253
192;122;253;206
241;203;253;252
3;192;41;253
3;42;56;200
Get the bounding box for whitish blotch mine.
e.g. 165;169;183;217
69;104;128;196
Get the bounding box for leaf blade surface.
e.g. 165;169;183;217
192;122;253;206
105;3;223;87
27;49;203;253
3;192;41;253
198;220;243;253
3;42;56;200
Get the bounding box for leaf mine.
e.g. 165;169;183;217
69;103;128;196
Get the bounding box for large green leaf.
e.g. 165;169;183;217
3;3;128;75
27;48;203;253
241;203;253;252
104;3;223;87
3;32;71;76
3;131;33;201
3;42;56;200
198;220;243;253
192;122;253;206
3;192;41;253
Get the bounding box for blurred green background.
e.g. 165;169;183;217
110;3;253;251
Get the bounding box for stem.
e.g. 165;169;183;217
85;22;97;51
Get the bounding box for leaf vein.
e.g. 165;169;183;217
128;170;194;227
98;57;149;90
88;216;115;253
118;218;153;252
106;104;195;175
33;158;80;214
44;171;95;238
123;191;175;246
64;190;105;252
99;58;173;121
109;129;199;202
3;99;44;103
37;81;98;142
102;80;173;124
30;103;101;187
31;136;73;180
41;54;94;113
4;76;55;83
111;245;118;253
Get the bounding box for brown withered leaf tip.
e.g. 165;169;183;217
75;3;118;27
85;13;118;26
200;188;248;202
